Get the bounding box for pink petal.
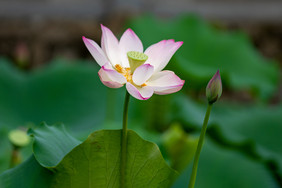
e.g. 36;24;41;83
98;63;126;88
147;71;185;95
119;28;143;68
132;64;154;86
126;82;154;100
101;24;120;66
82;36;108;67
144;40;183;73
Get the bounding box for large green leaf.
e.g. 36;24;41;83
50;130;178;188
127;15;279;99
1;127;178;188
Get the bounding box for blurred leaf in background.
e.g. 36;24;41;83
173;138;278;188
162;124;198;173
125;14;281;187
126;14;279;100
0;57;109;173
0;57;107;136
171;94;282;187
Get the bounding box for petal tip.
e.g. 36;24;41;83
180;80;185;87
101;63;114;71
178;79;185;87
100;24;108;31
82;36;88;43
177;41;184;46
128;28;138;36
140;96;151;100
127;28;134;33
143;63;154;69
126;83;153;100
123;28;140;41
82;36;91;45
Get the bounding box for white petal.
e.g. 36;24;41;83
147;71;185;95
132;64;154;86
98;63;126;88
119;29;143;68
126;83;154;100
101;24;120;66
145;40;183;73
82;36;108;66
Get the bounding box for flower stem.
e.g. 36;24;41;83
121;91;130;187
188;103;212;188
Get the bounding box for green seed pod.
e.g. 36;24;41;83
127;51;148;72
8;129;30;148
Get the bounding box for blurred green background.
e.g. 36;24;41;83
0;1;282;187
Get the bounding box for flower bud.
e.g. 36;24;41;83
206;70;222;104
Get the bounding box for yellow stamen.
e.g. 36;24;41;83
115;64;132;82
124;72;132;82
115;64;123;73
114;64;147;87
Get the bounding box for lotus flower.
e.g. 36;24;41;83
82;25;185;100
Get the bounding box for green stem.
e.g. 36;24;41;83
121;91;130;187
9;146;21;168
188;103;212;188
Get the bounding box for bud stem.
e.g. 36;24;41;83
188;103;212;188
